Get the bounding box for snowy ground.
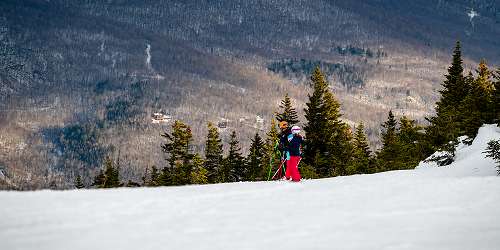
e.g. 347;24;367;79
1;125;500;250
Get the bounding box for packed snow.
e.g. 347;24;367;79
1;125;499;250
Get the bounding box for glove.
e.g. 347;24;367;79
286;151;290;160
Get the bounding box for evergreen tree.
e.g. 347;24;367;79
303;67;352;177
191;154;208;184
91;157;121;188
461;61;495;138
103;156;121;188
303;67;330;177
324;91;353;176
348;122;372;175
474;60;495;123
276;93;299;126
74;174;85;189
425;41;467;154
160;121;194;186
484;140;500;175
92;169;105;188
376;110;399;171
396;116;425;169
148;166;160;187
262;120;281;180
246;132;265;181
204;122;223;183
493;69;500;125
222;131;245;182
437;41;467;109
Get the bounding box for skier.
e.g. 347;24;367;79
285;125;303;182
276;121;291;179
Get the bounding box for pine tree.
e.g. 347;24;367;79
303;67;330;177
148;166;160;187
376;110;399;172
160;121;194;186
262;120;281;180
324;91;353;176
396;116;425;169
437;41;467;110
425;41;467;154
74;174;85;189
222;131;245;182
191;154;208;184
484;140;500;175
493;69;500;125
461;61;495;138
474;60;494;123
348;122;372;175
92;169;105;188
276;93;299;126
246;132;265;181
204;122;223;183
103;156;121;188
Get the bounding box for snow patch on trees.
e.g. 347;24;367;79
416;124;499;177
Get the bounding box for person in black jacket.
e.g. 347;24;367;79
276;121;291;179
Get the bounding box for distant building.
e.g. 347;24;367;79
151;112;171;124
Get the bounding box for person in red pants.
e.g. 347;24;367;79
285;125;303;182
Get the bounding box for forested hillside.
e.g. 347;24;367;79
1;0;499;189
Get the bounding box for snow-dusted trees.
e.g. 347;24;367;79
484;140;500;175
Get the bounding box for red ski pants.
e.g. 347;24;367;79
285;156;301;182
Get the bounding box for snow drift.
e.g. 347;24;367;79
1;125;499;250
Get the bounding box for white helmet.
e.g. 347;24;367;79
291;125;301;135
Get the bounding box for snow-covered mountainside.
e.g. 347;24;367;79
1;125;499;250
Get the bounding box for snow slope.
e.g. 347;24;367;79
1;125;499;250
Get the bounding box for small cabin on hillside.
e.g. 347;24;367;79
151;112;171;124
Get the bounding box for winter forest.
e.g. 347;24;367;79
88;42;500;189
2;1;500;249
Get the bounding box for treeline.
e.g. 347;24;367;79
267;58;369;89
80;41;500;189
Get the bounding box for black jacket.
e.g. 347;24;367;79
288;134;303;156
278;128;291;153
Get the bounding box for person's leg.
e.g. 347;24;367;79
290;156;301;182
285;160;291;180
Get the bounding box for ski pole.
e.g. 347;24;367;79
267;153;274;181
271;158;286;180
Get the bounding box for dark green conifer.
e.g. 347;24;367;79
276;93;300;126
75;174;85;189
324;91;353;176
148;166;160;187
396;116;425;169
492;69;500;125
103;156;121;188
348;122;372;175
461;61;495;138
160;121;194;185
303;67;330;177
425;41;467;154
222;131;245;182
246;132;265;181
204;122;223;183
376;110;399;171
437;41;467;109
92;169;105;188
